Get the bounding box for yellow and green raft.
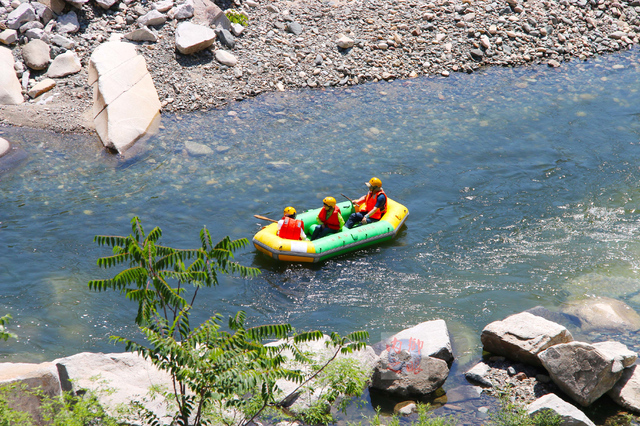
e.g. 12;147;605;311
253;198;409;263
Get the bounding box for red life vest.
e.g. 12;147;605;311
279;217;304;240
363;188;387;220
318;205;341;230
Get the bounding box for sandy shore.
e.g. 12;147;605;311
0;0;638;134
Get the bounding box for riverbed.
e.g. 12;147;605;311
3;47;640;422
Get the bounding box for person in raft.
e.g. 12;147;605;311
277;206;308;241
344;177;387;229
310;197;344;240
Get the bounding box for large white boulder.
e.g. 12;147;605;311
175;21;216;54
54;352;174;422
370;320;452;397
0;46;23;105
481;312;573;367
89;41;161;153
0;362;63;424
527;393;595;426
539;341;623;407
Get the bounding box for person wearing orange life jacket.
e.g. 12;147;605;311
277;206;308;241
310;197;344;240
344;177;387;229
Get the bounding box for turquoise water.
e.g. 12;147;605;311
3;48;640;420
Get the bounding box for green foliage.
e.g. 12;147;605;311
489;390;562;426
0;384;34;426
40;390;120;426
225;9;248;26
90;217;369;426
0;315;16;342
414;403;456;426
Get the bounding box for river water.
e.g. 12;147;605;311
3;48;640;422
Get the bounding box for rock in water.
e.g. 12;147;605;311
562;297;640;332
0;137;10;157
0;46;23;105
527;394;595;426
89;41;161;153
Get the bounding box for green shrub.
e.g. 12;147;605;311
225;9;248;26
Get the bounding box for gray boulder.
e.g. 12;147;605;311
527;393;595;426
7;3;36;30
0;46;22;105
21;39;50;70
373;319;453;364
465;362;492;387
57;11;80;34
539;342;622;406
562;297;640;332
481;312;573;367
608;364;640;413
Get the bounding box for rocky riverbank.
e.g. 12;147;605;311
0;0;639;134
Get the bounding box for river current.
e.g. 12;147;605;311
3;48;640;422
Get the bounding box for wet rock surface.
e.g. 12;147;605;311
0;0;638;133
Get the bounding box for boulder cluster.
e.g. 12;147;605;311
2;299;640;424
1;0;640;133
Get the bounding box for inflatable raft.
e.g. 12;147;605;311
253;198;409;263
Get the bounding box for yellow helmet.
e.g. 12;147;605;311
284;206;296;217
323;197;336;207
368;177;382;189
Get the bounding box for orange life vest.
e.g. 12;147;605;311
279;217;304;240
363;188;387;220
318;205;341;230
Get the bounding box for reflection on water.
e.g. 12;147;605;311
3;48;640;420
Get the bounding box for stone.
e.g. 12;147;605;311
138;10;166;26
0;362;63;425
54;352;173;422
610;31;627;40
548;59;560;67
0;137;10;158
0;29;18;45
173;1;194;19
609;364;640;413
286;21;302;35
185;141;212;155
27;77;55;98
470;48;484;60
89;41;161;153
0;46;23;105
50;34;75;49
336;34;354;49
175;22;216;54
57;12;80;34
208;8;230;30
38;0;65;14
47;50;81;77
31;2;52;24
479;35;491;49
465;362;492;387
125;27;158;42
25;28;45;40
215;28;235;49
527;394;595;426
19;21;43;34
481;312;573;367
7;3;36;30
22;39;50;70
230;23;244;36
592;341;637;371
562;297;640;332
153;0;173;11
373;320;453;364
95;0;118;9
539;341;623;406
446;385;482;403
214;49;237;66
394;401;417;415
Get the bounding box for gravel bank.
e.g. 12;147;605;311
1;0;639;133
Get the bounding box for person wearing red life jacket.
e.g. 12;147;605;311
277;206;307;240
344;177;387;229
310;197;344;240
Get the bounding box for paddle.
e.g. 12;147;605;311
341;193;355;204
254;214;278;223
